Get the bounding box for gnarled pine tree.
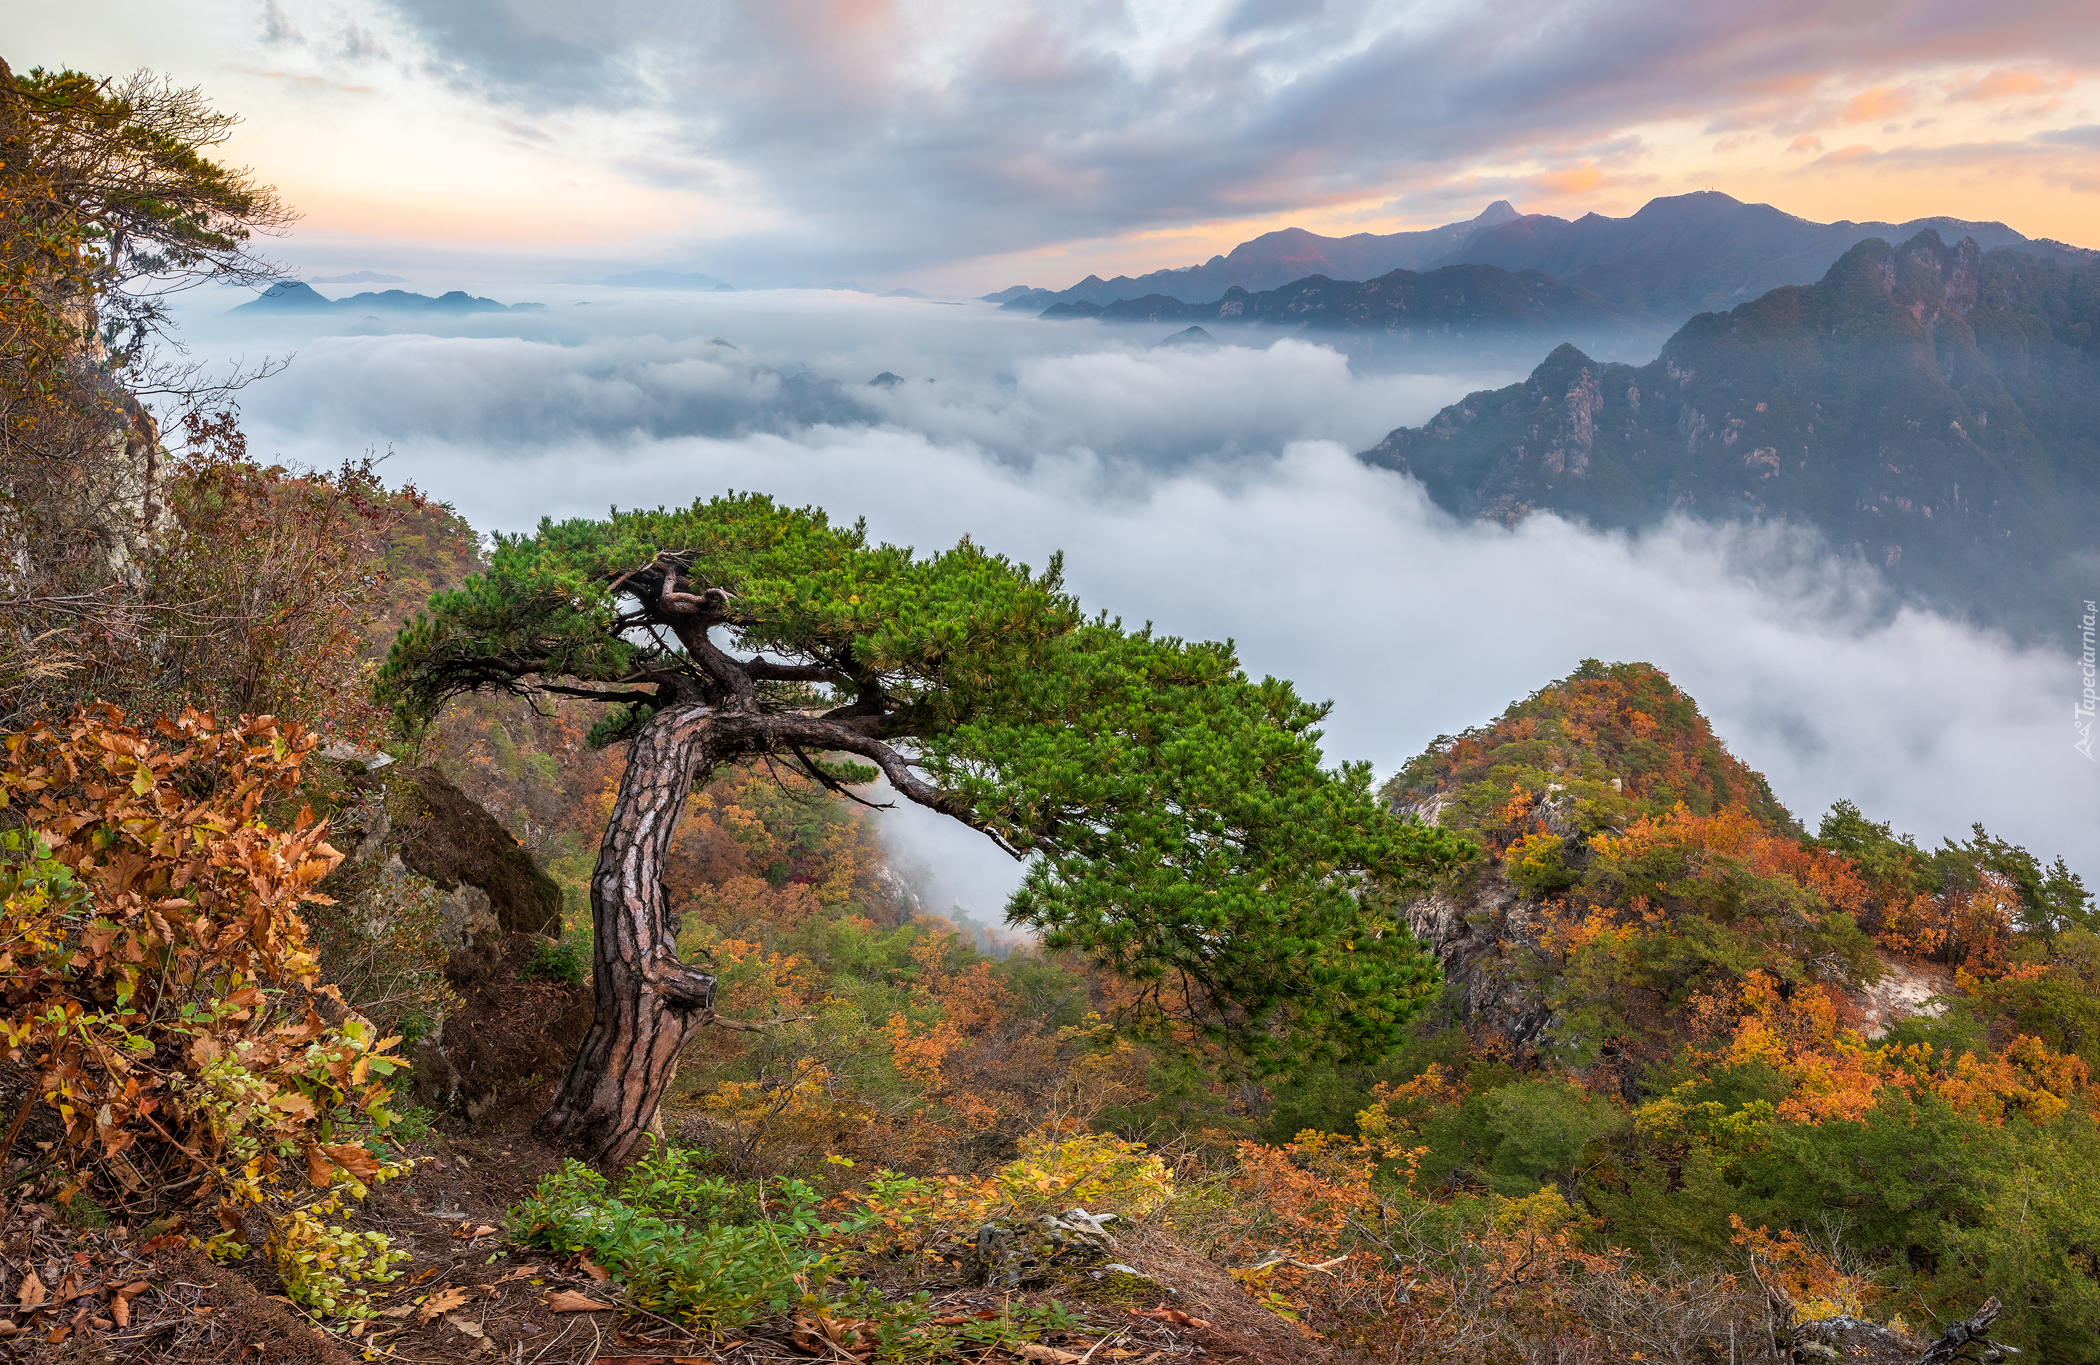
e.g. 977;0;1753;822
380;494;1469;1162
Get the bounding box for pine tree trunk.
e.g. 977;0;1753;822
539;704;725;1164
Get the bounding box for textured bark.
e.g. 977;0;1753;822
521;562;1014;1165
539;703;724;1164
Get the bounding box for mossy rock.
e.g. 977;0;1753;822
965;1212;1114;1289
1074;1264;1163;1307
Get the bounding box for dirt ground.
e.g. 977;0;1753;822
0;967;1329;1365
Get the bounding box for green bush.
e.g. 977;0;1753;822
506;1152;831;1325
522;932;590;988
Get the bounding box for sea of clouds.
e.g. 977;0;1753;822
184;288;2100;914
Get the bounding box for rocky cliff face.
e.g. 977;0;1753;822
1361;230;2100;638
329;765;571;1113
1402;865;1558;1055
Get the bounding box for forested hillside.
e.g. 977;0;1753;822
1361;230;2100;636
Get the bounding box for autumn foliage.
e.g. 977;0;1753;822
0;706;403;1225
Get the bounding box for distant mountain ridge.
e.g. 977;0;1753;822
230;282;544;315
1038;263;1664;361
994;193;2093;324
1427;191;2096;321
1358;230;2100;637
989;201;1522;311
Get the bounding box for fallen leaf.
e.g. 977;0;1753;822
305;1145;336;1188
1130;1307;1211;1329
789;1314;877;1359
447;1315;486;1339
544;1290;616;1313
17;1274;46;1311
932;1310;1002;1326
576;1254;610;1282
418;1287;472;1324
323;1142;381;1181
110;1297;128;1329
114;1281;150;1299
489;1265;540;1285
0;1320;20;1337
788;1316;826;1357
378;1305;415;1318
468;1225;498;1239
1012;1345;1082;1365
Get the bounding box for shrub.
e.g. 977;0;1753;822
259;1155;418;1318
507;1151;832;1326
521;931;590;988
1506;832;1581;898
0;707;407;1281
994;1130;1174;1216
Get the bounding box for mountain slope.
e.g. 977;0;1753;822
1041;264;1664;359
996;200;1521;309
1360;230;2100;635
1431;191;2092;322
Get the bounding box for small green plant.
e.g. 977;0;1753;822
619;1142;761;1224
521;933;590;988
379;1105;438;1150
507;1155;833;1325
818;1281;1086;1363
262;1157;418;1320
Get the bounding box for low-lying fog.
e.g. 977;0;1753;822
182;287;2099;914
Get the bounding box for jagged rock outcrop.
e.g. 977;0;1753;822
345;765;563;949
1360;229;2100;637
1402;865;1558;1054
328;765;567;1109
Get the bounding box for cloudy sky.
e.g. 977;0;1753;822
14;0;2100;291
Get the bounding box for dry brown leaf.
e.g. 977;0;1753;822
110;1297;129;1328
789;1314;877;1359
417;1286;473;1324
0;1319;20;1337
17;1273;45;1311
323;1142;380;1181
447;1315;486;1339
544;1290;617;1313
932;1310;1002;1326
576;1254;610;1281
1129;1307;1210;1329
1012;1345;1082;1365
489;1265;540;1284
305;1145;336;1188
378;1305;415;1319
113;1281;149;1299
467;1224;498;1239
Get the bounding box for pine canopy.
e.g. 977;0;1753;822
380;493;1470;1067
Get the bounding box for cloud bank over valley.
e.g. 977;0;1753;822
192;293;2100;902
